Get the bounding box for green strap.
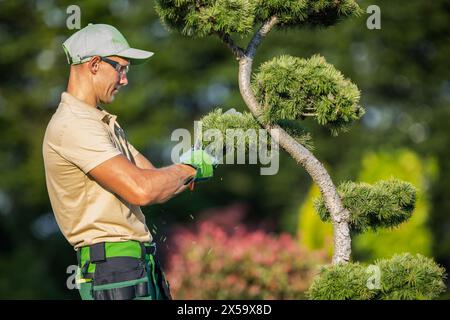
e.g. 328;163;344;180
93;277;148;291
147;254;160;300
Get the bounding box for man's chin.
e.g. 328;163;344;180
100;95;115;104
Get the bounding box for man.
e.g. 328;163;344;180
42;24;216;300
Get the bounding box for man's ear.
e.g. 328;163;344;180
88;56;101;75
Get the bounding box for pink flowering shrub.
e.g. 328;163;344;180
165;206;328;299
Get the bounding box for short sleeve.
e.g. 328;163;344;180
59;118;122;173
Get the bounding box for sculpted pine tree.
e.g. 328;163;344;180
155;0;446;299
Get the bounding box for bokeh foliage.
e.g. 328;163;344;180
166;209;328;299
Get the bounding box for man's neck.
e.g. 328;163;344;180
66;71;98;108
66;89;97;108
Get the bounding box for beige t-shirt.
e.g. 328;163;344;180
42;92;151;249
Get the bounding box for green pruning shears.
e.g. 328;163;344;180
179;147;218;190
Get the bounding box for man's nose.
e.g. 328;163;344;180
119;72;128;86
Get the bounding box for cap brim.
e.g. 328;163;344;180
116;48;154;65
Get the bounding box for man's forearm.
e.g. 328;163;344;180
137;164;195;205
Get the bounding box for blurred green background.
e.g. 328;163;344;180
0;0;449;299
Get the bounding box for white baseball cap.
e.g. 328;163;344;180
62;23;154;65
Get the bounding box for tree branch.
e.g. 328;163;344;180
215;31;245;60
238;16;351;264
246;16;279;58
300;113;317;117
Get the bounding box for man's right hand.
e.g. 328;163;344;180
179;148;218;181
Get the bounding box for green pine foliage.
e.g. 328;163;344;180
376;253;447;300
155;0;362;37
275;119;314;151
304;0;362;26
314;179;416;234
199;108;314;151
254;0;308;26
255;0;362;27
253;55;364;136
199;108;261;153
353;149;435;261
201;108;261;133
307;262;376;300
308;253;447;300
155;0;257;37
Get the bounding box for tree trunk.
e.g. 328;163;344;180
225;17;352;264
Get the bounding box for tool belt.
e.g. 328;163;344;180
76;241;172;300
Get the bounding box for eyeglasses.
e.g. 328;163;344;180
100;57;129;76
